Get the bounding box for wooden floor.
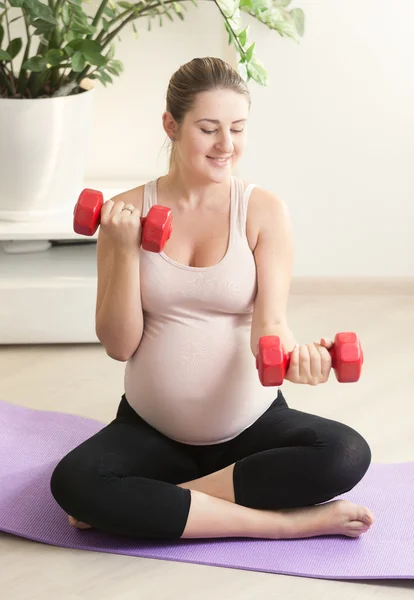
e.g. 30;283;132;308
1;290;413;599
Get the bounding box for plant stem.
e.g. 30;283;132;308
96;3;142;37
100;11;139;49
212;0;246;59
92;0;110;28
100;0;182;48
95;6;136;44
69;0;191;85
0;63;14;97
18;11;31;95
54;0;65;13
4;4;16;92
94;0;171;44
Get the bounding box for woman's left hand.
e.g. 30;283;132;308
285;338;333;386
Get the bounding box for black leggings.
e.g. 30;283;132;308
50;391;371;539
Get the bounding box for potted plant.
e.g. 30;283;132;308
0;0;304;222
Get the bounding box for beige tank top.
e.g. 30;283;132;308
124;176;276;445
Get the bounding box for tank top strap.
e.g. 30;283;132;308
231;177;257;238
143;179;156;216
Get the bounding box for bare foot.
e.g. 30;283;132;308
68;515;92;530
278;499;374;539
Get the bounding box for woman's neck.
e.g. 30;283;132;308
160;166;231;210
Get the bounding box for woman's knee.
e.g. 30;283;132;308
325;424;372;493
50;450;98;516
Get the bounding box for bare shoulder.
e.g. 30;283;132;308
244;181;289;219
109;184;145;213
243;181;292;250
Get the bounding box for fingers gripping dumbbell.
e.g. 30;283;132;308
256;332;364;386
73;188;172;253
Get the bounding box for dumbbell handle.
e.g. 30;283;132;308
257;332;363;386
73;188;172;253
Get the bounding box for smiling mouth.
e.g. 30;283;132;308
207;156;232;162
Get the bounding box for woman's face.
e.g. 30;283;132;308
166;88;250;183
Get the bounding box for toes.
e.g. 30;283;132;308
68;515;92;529
349;520;370;531
366;509;375;525
361;507;375;526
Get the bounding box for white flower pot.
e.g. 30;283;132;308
0;88;94;222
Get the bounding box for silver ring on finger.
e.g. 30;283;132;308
122;204;135;214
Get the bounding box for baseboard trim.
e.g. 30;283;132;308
290;277;414;295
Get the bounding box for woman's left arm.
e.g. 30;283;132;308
250;188;333;386
250;188;298;356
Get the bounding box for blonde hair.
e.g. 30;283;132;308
166;57;250;167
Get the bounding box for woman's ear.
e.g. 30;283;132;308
162;111;178;141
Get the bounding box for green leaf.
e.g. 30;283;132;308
71;51;85;72
245;42;255;62
84;51;106;67
239;0;252;8
217;0;237;16
224;20;236;46
238;26;248;47
106;44;115;60
160;0;174;21
32;18;56;35
22;56;48;72
71;21;96;35
10;16;23;25
103;6;116;18
110;59;123;73
247;60;268;86
290;8;305;37
7;0;25;7
24;0;57;25
100;71;113;84
0;1;5;7
107;66;120;76
64;31;78;44
67;39;102;54
62;4;71;27
7;38;22;60
237;60;247;81
0;25;4;46
95;70;113;87
173;2;184;19
118;1;135;8
46;49;65;67
0;50;12;61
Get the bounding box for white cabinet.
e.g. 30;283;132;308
0;183;139;344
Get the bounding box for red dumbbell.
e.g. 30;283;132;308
73;188;172;253
256;332;364;386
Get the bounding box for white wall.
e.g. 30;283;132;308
85;3;233;182
85;0;414;278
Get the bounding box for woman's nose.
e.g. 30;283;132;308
216;131;234;153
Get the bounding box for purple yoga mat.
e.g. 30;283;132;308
0;399;413;580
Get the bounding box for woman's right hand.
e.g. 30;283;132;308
100;199;142;252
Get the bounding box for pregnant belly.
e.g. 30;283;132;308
123;322;275;444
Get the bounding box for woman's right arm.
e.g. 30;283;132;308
95;188;144;361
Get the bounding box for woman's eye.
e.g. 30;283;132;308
201;128;244;135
